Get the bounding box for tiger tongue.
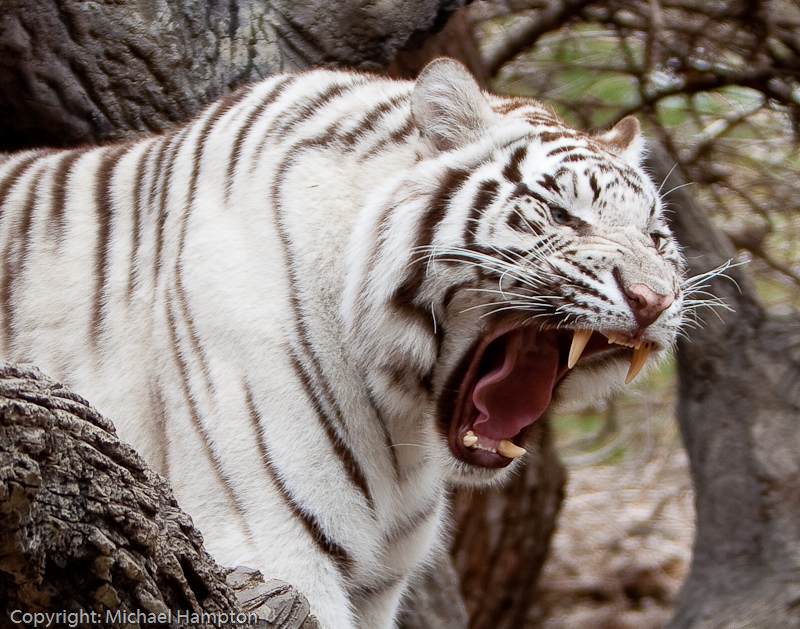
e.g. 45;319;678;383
472;328;559;441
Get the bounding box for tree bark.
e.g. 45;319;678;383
647;146;800;629
0;0;467;151
0;362;319;628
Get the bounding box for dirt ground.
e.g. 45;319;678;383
530;366;696;628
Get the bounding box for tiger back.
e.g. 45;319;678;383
0;59;685;628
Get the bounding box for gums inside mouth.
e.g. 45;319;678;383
448;325;629;468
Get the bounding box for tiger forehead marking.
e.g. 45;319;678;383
0;58;684;629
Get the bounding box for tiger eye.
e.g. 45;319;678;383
550;206;572;225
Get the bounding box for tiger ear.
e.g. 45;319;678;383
594;116;645;166
411;58;495;152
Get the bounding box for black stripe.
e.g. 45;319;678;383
388;116;416;144
564;275;614;304
464;179;499;245
363;384;400;478
358;113;417;161
0;153;42;210
164;288;257;547
338;95;406;147
547;145;579;157
442;279;475;311
250;79;365;169
539;131;571;143
16;159;47;265
288;351;375;506
49;149;86;240
572;260;602;282
163;89;252;302
501;145;528;184
507;206;525;232
272;81;362;140
166;89;269;394
436;336;481;438
384;499;438;545
494;100;528;114
129;142;156;301
2;159;49;351
350;574;404;601
269;135;384;503
226;76;295;202
91;145;128;349
538;173;561;194
0;154;44;352
589;172;601;204
152;129;188;285
188;92;248;207
244;382;353;572
391;168;471;310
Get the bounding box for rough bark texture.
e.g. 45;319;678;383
0;0;466;151
647;147;800;629
0;362;318;628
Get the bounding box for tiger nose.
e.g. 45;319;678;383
623;283;674;328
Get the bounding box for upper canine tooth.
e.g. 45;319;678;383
606;332;617;344
497;439;526;459
463;430;478;449
625;341;653;384
568;328;593;369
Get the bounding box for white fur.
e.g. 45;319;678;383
0;60;684;628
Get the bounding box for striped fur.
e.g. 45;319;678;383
0;59;685;627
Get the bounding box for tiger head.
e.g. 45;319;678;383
344;59;685;485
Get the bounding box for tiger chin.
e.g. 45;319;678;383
0;57;684;629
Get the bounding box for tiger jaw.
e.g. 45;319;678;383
450;325;658;468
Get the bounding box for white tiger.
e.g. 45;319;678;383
0;59;684;628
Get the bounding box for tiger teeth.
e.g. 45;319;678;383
567;328;592;369
462;431;526;459
604;332;642;349
462;430;478;448
625;341;652;384
497;440;526;459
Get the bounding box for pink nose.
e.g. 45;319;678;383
623;283;674;328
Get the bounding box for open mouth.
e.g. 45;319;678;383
448;324;655;468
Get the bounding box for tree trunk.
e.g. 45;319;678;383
647;146;800;629
0;0;467;151
0;362;319;628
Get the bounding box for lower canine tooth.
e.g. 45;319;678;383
625;342;652;384
568;328;592;369
497;439;526;459
463;430;478;448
